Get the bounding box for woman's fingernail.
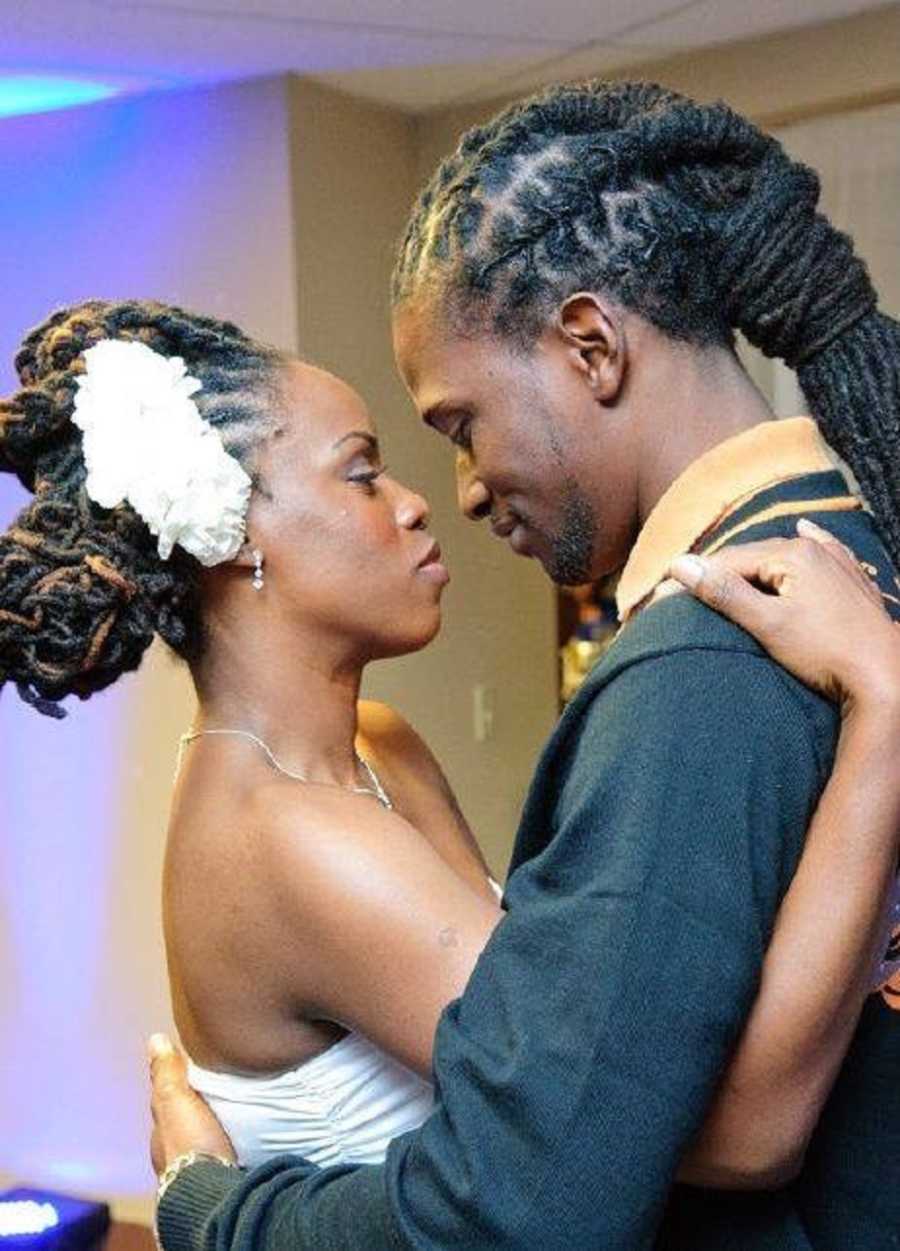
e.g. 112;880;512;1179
797;517;828;539
668;554;706;590
148;1033;174;1059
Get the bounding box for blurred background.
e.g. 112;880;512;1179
1;0;900;1223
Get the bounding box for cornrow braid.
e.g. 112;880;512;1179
393;79;900;570
0;299;283;717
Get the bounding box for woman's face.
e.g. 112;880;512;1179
248;359;448;661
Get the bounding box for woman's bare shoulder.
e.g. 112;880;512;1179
243;769;403;865
356;701;491;881
243;771;448;913
243;770;501;1073
356;700;463;808
357;700;435;763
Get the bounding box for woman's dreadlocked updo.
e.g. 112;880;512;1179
394;79;900;569
0;299;282;718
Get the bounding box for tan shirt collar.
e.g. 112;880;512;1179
616;417;843;623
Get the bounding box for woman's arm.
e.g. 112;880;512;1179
671;521;900;1187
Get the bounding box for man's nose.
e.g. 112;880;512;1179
456;451;491;521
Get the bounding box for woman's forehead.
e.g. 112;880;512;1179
278;358;376;442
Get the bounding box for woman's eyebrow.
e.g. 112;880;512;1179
332;430;380;453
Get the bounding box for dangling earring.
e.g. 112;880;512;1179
251;549;264;592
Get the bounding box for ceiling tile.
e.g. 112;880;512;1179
91;0;684;45
614;0;888;48
0;0;892;112
315;42;679;114
0;1;573;80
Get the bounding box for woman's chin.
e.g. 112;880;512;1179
374;607;443;660
418;610;443;649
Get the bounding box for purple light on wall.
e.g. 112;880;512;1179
0;73;298;1198
0;96;140;1183
0;468;131;1184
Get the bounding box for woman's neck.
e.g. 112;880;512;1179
192;630;365;788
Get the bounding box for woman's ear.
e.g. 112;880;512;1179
230;539;258;570
556;293;628;404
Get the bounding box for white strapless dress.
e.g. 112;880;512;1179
188;1029;435;1168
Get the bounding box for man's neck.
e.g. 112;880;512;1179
635;345;774;528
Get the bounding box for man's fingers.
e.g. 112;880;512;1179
149;1032;175;1062
148;1033;189;1098
796;516;853;561
668;553;771;635
146;1033;238;1171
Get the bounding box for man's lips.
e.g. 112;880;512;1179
508;525;534;556
492;515;534;557
490;515;517;540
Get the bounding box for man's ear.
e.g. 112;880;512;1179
556;293;627;404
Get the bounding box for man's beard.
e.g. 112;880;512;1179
544;478;597;586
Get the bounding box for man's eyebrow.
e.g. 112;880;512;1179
332;430;379;452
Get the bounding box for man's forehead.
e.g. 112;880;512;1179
393;300;479;378
392;308;434;383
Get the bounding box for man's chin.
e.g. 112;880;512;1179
542;541;597;586
542;557;595;586
509;521;596;585
547;540;624;587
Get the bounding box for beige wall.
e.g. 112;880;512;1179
287;78;559;874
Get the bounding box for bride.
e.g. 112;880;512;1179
1;298;897;1186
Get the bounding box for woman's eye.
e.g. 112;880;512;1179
349;467;388;493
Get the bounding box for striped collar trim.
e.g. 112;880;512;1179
616;417;848;623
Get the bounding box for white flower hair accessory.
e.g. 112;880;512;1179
72;339;252;566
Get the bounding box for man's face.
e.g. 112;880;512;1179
392;302;639;585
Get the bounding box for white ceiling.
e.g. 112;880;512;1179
0;0;894;114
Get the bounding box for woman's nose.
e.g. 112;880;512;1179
456;451;491;521
396;485;430;530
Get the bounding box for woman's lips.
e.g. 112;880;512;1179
415;540;450;585
417;560;450;585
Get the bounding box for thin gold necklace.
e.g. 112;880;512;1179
175;728;393;809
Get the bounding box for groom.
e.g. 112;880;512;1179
150;82;900;1250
